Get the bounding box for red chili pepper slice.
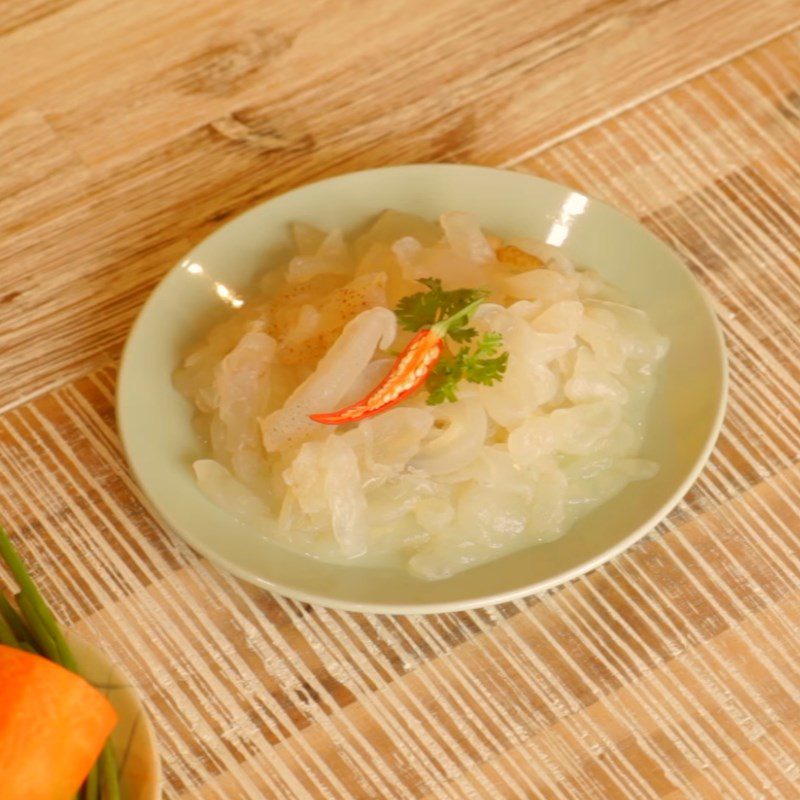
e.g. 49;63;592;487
309;296;484;425
309;329;443;425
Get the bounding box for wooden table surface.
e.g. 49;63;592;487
2;1;800;797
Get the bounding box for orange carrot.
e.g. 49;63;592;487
0;644;118;800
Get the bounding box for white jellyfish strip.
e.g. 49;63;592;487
260;306;396;452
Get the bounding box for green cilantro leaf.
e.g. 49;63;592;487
425;332;509;405
394;278;445;332
394;277;488;342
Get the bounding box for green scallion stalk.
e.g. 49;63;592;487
0;609;18;647
101;742;122;800
0;592;29;643
83;764;99;800
0;523;78;672
16;592;59;662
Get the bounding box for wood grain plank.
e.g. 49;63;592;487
8;0;796;169
0;0;81;36
0;109;88;236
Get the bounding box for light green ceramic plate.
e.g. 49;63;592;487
69;635;161;800
117;164;727;614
